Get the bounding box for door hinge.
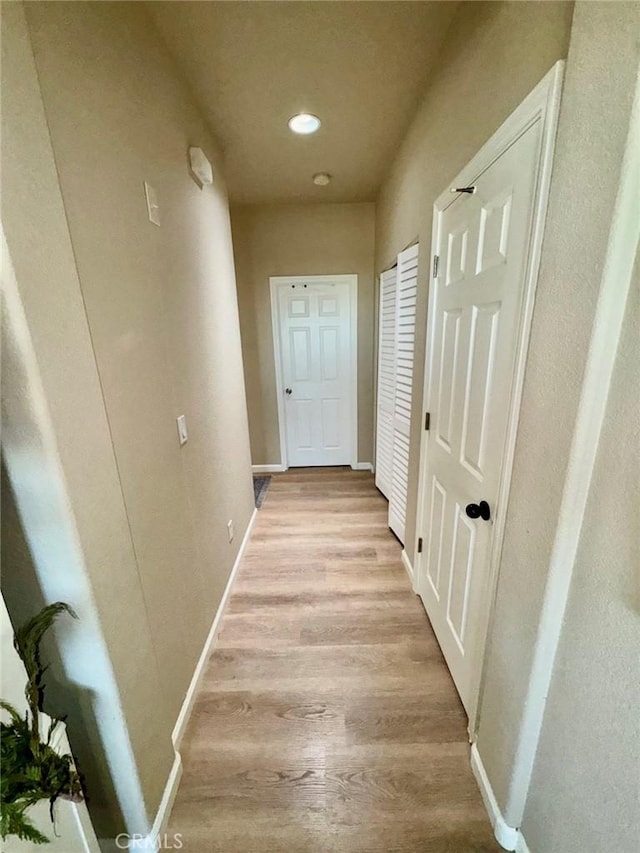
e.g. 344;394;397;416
424;412;431;431
432;255;439;278
417;537;423;554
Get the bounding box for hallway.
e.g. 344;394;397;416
169;468;499;851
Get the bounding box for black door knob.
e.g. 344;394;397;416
285;388;292;395
465;500;491;521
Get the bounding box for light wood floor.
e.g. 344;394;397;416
168;468;499;852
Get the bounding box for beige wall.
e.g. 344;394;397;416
232;202;376;465
375;0;574;560
1;0;254;840
373;0;571;815
476;1;640;821
377;0;639;839
2;2;166;836
522;254;639;852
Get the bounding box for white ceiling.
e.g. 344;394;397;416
150;1;457;204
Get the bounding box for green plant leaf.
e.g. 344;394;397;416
13;602;77;731
1;602;83;844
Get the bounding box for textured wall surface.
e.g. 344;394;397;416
522;257;639;852
375;0;574;565
2;0;254;838
476;1;640;818
232;202;376;465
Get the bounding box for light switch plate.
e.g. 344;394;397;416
176;415;188;446
144;181;160;226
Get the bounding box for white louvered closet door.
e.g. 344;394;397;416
374;267;398;499
388;244;419;543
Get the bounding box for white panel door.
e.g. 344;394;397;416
388;244;419;544
277;279;354;467
375;267;398;499
417;121;542;712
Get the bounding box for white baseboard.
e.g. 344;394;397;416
401;549;415;588
254;463;373;473
470;743;519;851
131;508;258;850
172;507;258;750
128;752;182;850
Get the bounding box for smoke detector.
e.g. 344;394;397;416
313;173;331;186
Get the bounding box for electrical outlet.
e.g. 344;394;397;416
227;520;234;543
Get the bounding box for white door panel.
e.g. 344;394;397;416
276;279;355;467
417;122;542;712
388;244;419;544
375;267;398;498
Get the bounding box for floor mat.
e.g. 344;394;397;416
252;475;271;508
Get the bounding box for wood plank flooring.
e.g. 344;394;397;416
168;468;499;852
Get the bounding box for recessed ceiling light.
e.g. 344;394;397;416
288;113;321;135
313;173;331;186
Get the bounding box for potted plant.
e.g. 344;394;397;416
1;603;84;844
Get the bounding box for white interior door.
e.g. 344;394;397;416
417;120;543;712
275;277;355;467
388;244;419;544
375;267;398;499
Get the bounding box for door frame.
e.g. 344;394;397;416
269;274;358;471
414;61;565;735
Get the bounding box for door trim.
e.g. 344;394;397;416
269;274;358;470
506;59;640;830
415;61;565;734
